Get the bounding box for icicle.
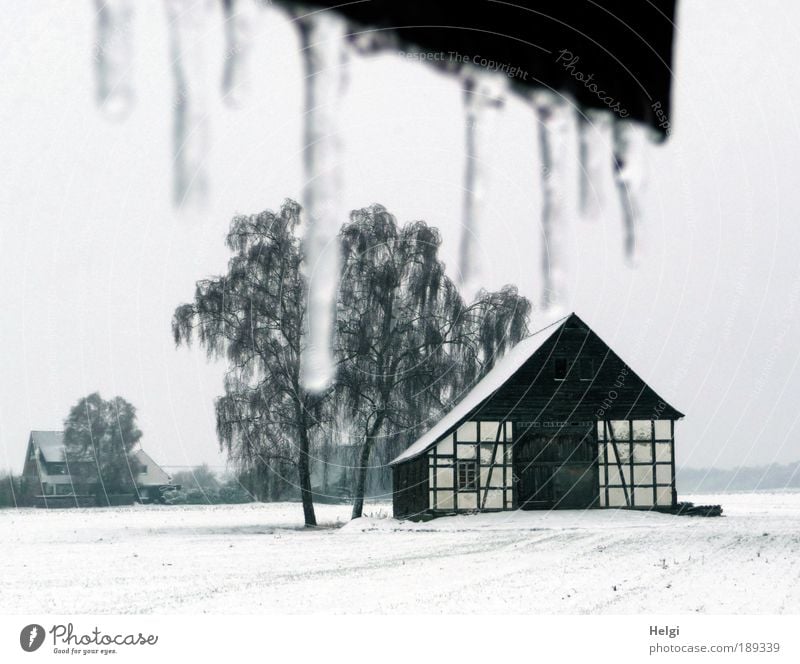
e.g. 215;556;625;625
93;0;135;120
458;74;505;300
613;121;649;265
165;0;211;208
221;0;257;108
578;110;615;222
534;92;571;313
298;14;349;392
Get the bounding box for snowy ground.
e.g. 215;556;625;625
1;492;798;614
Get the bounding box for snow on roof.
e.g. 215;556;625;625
29;431;171;484
30;430;66;462
390;314;570;465
133;449;172;486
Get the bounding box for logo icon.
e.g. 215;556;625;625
20;624;45;652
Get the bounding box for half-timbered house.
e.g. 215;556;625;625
391;313;683;518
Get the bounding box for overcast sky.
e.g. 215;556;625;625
2;1;800;475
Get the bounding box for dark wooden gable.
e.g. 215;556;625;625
21;434;38;480
465;313;682;423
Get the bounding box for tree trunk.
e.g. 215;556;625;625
351;416;383;519
351;439;372;519
298;426;317;526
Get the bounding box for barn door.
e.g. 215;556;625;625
514;431;556;508
515;463;555;508
513;426;596;509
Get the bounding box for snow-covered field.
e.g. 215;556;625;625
1;492;798;614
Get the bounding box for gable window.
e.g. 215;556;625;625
579;358;594;380
457;461;477;491
554;357;567;381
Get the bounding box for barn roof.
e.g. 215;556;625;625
390;312;683;465
390;315;570;465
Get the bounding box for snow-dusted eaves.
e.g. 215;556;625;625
29;431;170;484
133;449;172;486
390;315;570;466
31;431;66;463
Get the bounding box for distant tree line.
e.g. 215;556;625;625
0;473;25;508
166;464;253;504
678;462;800;494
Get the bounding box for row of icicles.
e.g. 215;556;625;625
94;0;652;392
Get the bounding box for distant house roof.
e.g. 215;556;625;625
133;449;171;486
391;316;568;465
391;312;683;466
30;430;66;462
27;431;171;485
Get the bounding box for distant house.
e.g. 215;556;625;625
130;449;173;503
391;313;683;519
22;431;175;507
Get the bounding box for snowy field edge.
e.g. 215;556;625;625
1;491;798;614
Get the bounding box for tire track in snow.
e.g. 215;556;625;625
143;530;544;612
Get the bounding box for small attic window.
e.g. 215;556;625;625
554;358;567;381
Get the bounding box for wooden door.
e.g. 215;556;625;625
513;425;596;509
515;462;555;508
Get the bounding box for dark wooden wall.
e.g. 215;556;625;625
392;454;429;519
